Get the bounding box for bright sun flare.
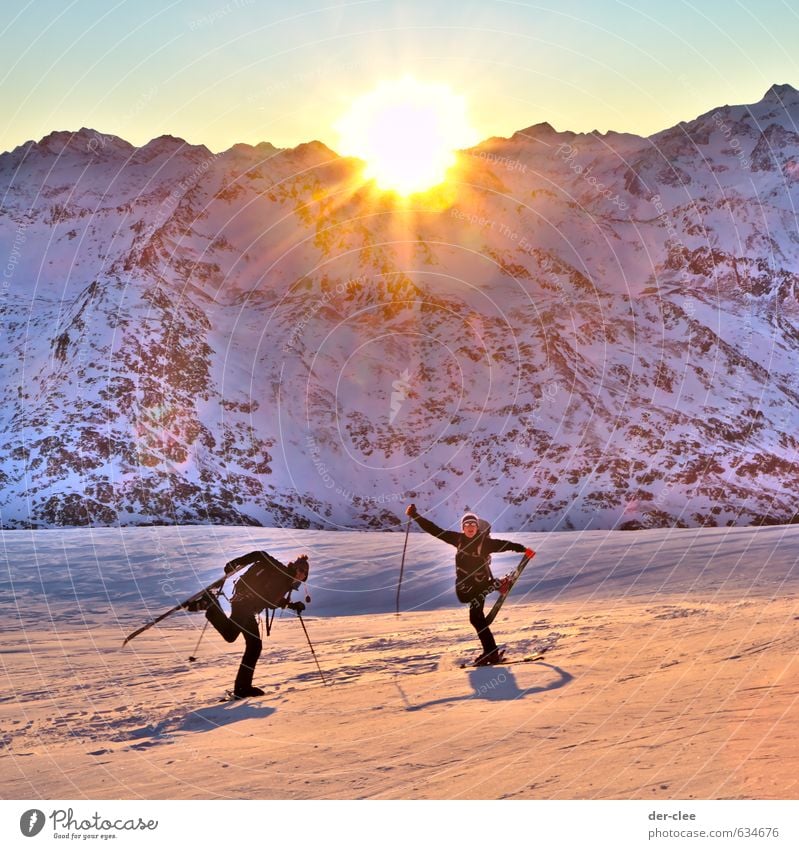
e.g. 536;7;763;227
335;77;477;195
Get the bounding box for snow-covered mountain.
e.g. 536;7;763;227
3;84;799;531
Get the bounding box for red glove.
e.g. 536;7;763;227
525;548;535;559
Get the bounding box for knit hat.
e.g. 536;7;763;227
461;511;480;526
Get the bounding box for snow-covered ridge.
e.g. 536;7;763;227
2;85;799;530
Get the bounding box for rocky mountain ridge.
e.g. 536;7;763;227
2;85;799;530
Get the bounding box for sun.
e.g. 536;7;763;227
335;77;477;195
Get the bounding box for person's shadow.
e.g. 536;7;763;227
177;702;277;732
402;662;572;712
123;701;276;749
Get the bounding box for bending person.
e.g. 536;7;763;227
188;551;309;698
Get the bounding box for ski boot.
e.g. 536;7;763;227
232;686;266;699
184;590;217;612
497;574;513;596
474;648;506;667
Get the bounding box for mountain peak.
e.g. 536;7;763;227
135;134;212;162
512;121;563;140
224;141;279;157
35;127;132;157
295;139;337;156
140;134;193;152
762;83;799;103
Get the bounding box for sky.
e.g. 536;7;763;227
2;0;799;154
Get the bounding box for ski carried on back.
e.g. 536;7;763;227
485;548;535;626
122;561;249;646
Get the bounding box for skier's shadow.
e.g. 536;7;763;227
177;702;277;732
403;663;572;712
125;702;276;747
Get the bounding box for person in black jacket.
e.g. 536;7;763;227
189;551;310;698
405;504;531;666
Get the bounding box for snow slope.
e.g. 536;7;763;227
1;525;797;800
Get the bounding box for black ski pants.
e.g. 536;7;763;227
205;600;262;693
469;599;498;656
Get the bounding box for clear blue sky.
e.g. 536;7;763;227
2;0;798;153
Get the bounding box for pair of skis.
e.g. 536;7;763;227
459;648;548;669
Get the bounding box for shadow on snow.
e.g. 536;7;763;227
403;663;572;712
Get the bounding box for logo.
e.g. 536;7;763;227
19;810;45;837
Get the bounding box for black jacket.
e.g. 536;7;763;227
412;514;526;603
225;551;298;614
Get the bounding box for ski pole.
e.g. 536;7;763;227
396;517;411;615
188;618;210;662
296;612;328;686
188;586;224;661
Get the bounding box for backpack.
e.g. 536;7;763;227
232;552;302;612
